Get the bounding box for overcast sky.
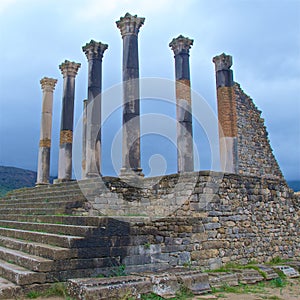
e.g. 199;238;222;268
0;0;299;180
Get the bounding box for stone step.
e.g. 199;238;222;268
3;187;82;199
0;200;84;210
0;215;148;227
0;259;47;285
0;235;74;260
0;215;103;226
0;208;64;215
0;194;85;205
0;246;53;272
0;227;85;248
0;276;22;299
0;220;98;236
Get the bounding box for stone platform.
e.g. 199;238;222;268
0;172;299;298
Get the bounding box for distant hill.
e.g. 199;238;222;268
287;180;300;192
0;166;56;197
0;166;38;196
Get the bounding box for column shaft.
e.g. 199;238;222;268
213;53;238;173
116;13;145;177
169;35;194;173
82;99;88;179
36;77;57;185
82;40;108;178
57;60;81;182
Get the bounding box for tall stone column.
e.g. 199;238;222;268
82;99;88;179
57;60;81;182
169;35;194;173
116;13;145;177
213;53;238;173
82;40;108;178
36;77;57;185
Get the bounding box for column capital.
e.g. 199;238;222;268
40;77;57;92
169;35;193;55
116;12;145;37
213;53;232;71
82;40;108;61
59;60;81;78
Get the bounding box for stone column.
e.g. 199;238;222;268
169;35;194;173
116;13;145;177
36;77;57;185
57;60;81;182
82;40;108;178
82;99;88;179
213;53;238;173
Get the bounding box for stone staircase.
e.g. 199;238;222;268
0;182;129;299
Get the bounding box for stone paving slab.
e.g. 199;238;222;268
208;272;239;288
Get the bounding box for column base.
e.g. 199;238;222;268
85;172;101;178
53;178;75;184
35;182;50;187
119;168;144;178
119;168;145;187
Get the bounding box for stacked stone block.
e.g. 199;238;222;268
234;83;283;179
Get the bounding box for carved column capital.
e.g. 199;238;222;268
116;12;145;37
40;77;57;92
59;60;81;78
169;35;193;55
213;53;232;71
82;40;108;61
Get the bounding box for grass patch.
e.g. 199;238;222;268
212;282;266;294
26;291;41;299
141;293;164;299
267;256;292;265
141;286;193;300
44;282;68;297
205;261;267;278
111;264;127;277
268;277;287;288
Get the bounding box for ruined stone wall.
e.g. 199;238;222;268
234;83;283;179
81;172;299;272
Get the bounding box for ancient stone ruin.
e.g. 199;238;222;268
0;13;299;299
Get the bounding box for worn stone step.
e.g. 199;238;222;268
0;276;22;299
0;227;85;248
0;220;98;236
0;214;103;226
0;246;53;272
4;181;81;195
0;208;64;215
0;194;85;205
0;200;84;210
0;215;148;227
0;259;47;285
0;236;116;264
2;188;82;200
0;235;74;260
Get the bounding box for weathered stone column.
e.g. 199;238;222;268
82;99;88;179
213;53;238;173
116;13;145;177
169;35;194;173
57;60;81;182
82;40;108;178
36;77;57;185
